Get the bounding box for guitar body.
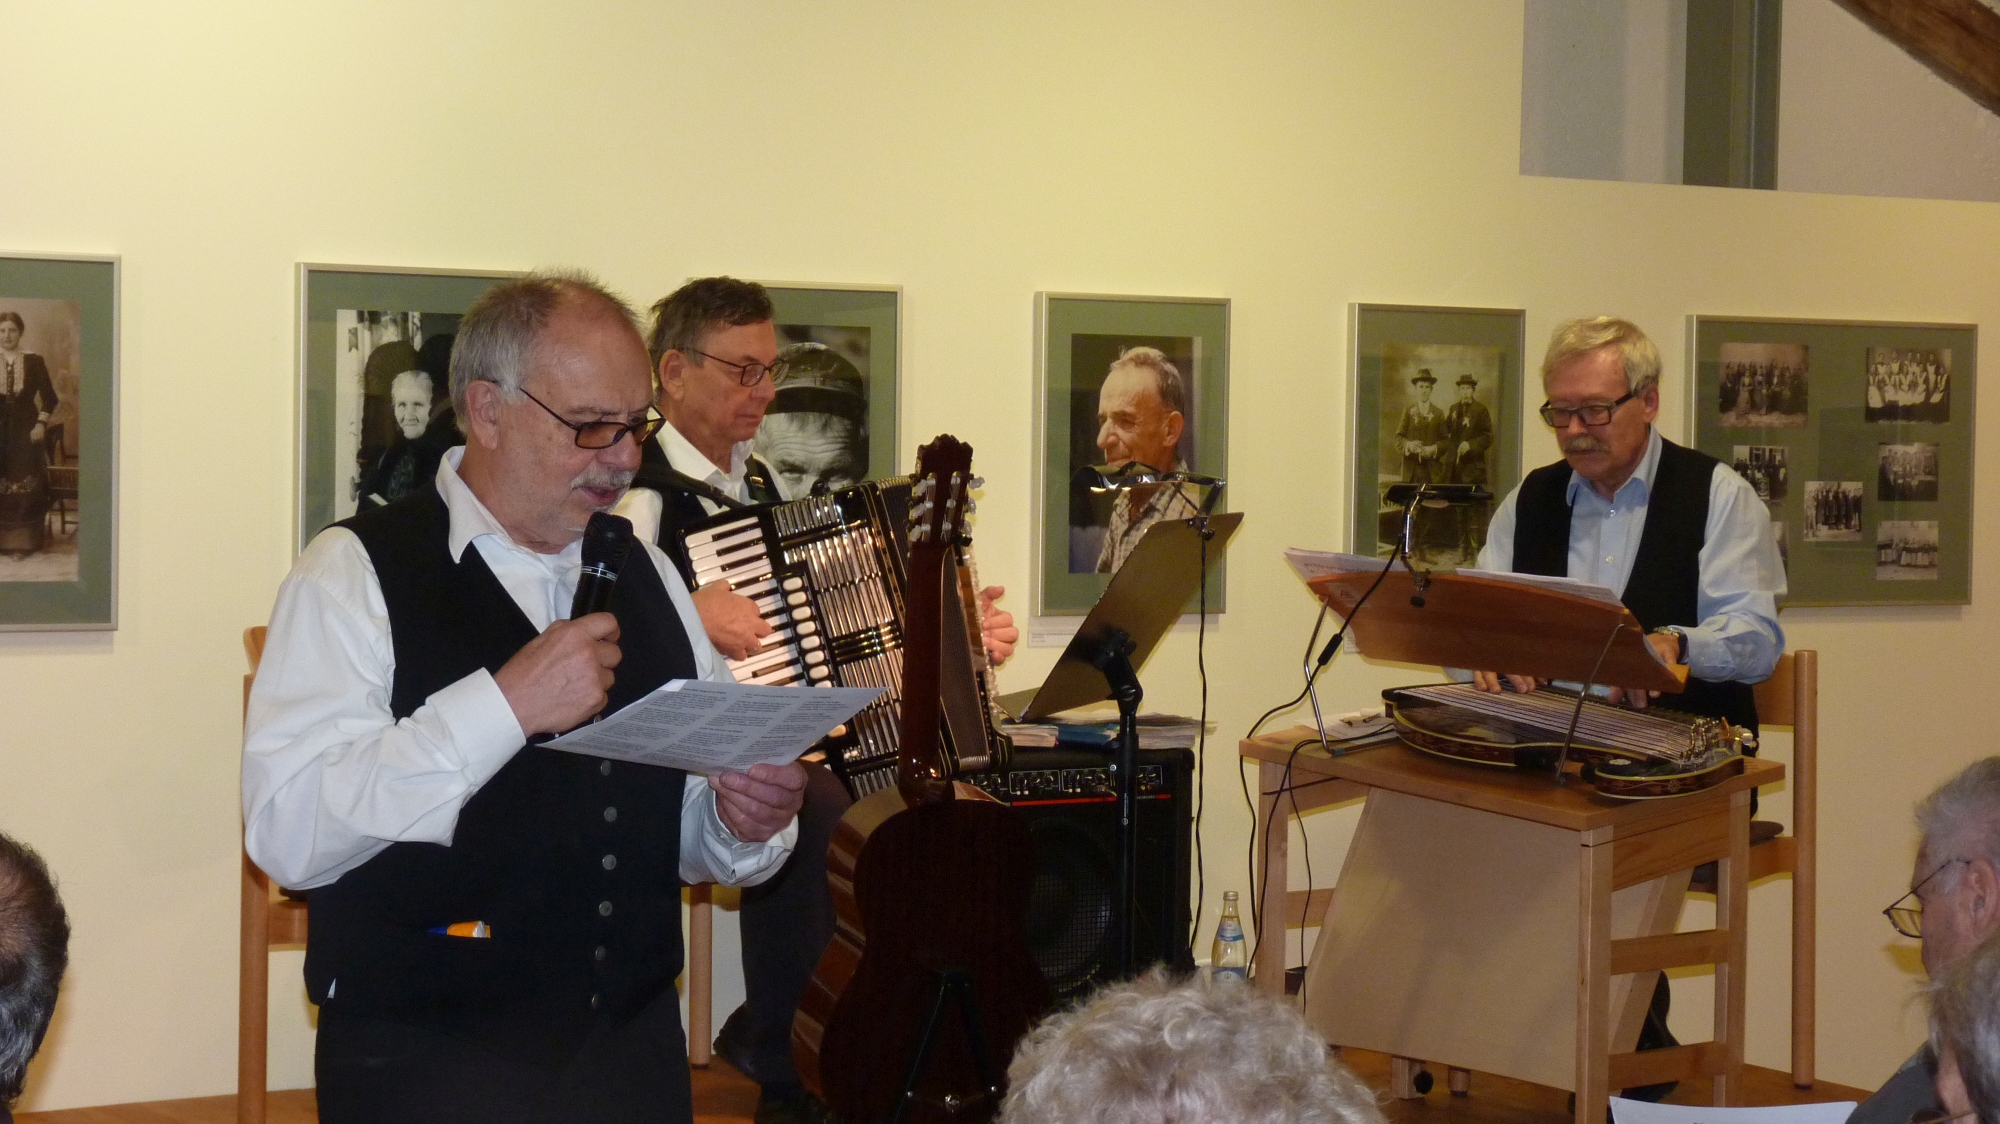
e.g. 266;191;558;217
791;435;1050;1124
794;782;1049;1123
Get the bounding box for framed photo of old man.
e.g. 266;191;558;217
759;283;900;498
297;264;521;552
0;253;117;631
1691;315;1975;606
1347;305;1525;566
1035;293;1228;617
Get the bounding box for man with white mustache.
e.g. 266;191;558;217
245;272;805;1123
1466;315;1785;1098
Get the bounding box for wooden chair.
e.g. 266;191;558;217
43;422;76;536
1688;648;1818;1087
236;626;721;1123
239;626;308;1124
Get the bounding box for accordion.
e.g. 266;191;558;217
1382;682;1751;799
679;479;1007;798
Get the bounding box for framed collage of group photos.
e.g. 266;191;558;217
1690;315;1976;606
0;253;117;630
760;283;901;497
1035;293;1229;617
296;264;521;552
1348;304;1525;567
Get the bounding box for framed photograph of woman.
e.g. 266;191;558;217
1035;293;1228;617
297;264;521;551
759;283;900;498
0;253;117;631
1347;305;1525;565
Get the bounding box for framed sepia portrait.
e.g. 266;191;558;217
1690;315;1976;606
0;253;117;630
1035;293;1229;617
759;283;900;498
297;264;521;551
1347;304;1525;566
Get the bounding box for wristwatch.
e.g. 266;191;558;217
1650;626;1688;664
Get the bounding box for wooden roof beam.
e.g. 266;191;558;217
1833;0;2000;117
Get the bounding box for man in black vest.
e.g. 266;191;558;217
244;271;807;1124
1470;315;1784;1097
616;277;1015;1124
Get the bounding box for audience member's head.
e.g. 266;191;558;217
0;833;69;1110
1929;931;2000;1124
998;969;1385;1124
1909;759;2000;979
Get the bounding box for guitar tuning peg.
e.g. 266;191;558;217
968;475;985;490
964;498;977;515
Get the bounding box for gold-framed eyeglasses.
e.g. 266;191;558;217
1885;857;1968;939
1910;1107;1977;1124
1539;391;1637;428
688;347;783;388
517;387;664;450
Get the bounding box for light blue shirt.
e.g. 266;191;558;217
1476;427;1786;685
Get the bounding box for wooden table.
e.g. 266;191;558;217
1242;727;1783;1124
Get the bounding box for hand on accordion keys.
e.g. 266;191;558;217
694;580;776;660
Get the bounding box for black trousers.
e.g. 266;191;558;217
719;762;852;1089
316;988;693;1124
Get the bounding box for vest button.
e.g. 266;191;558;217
600;760;612;776
598;900;614;917
603;806;618;823
589;993;602;1010
594;945;607;961
601;854;617;871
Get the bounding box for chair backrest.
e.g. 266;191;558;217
244;626;267;712
44;422;64;467
1752;652;1797;727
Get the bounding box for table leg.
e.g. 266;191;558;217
1575;836;1612;1124
1714;790;1751;1105
1255;758;1291;996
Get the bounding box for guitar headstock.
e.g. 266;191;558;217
909;434;979;546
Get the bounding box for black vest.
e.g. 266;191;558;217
633;434;781;588
306;485;697;1061
1512;437;1758;735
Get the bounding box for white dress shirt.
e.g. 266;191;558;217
1476;427;1786;684
612;422;758;545
242;448;797;891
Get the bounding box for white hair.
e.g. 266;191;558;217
998;969;1386;1124
1918;758;2000;873
1932;931;2000;1124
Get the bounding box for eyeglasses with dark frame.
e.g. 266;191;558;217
517;386;665;450
687;347;783;388
1539;391;1637;428
1884;856;1969;939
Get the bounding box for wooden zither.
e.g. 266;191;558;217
792;434;1049;1124
1383;682;1752;799
678;477;1008;798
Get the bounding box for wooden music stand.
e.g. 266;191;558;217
1306;569;1685;693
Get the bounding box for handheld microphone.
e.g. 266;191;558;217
572;512;635;619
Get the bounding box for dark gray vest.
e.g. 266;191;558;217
1512;437;1758;735
305;484;697;1063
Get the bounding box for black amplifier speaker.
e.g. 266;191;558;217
962;746;1196;1002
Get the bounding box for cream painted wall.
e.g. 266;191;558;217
0;1;1994;1110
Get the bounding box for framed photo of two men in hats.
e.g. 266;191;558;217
1347;304;1525;566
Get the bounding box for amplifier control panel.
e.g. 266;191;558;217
964;763;1168;803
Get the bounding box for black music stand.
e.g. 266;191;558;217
997;511;1242;979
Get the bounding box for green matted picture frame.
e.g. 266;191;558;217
1689;314;1976;606
760;283;900;492
1034;292;1229;617
0;252;117;631
1348;304;1524;563
297;263;520;551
